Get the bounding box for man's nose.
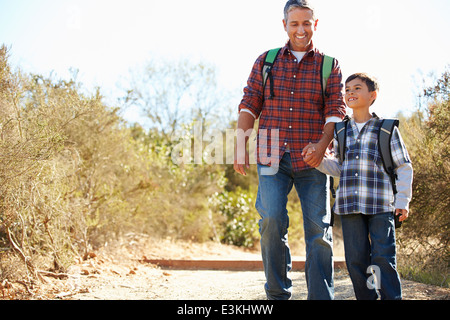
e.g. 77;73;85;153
297;26;305;34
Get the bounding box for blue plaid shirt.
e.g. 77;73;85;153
319;117;412;215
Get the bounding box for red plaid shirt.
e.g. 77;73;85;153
239;41;346;172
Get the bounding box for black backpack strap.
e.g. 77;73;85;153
262;48;281;100
329;116;349;227
334;115;350;164
378;119;400;194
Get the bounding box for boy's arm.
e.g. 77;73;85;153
394;162;413;220
316;158;342;177
304;134;342;176
391;127;413;221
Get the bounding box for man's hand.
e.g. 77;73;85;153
303;122;336;167
302;142;327;167
233;111;255;176
234;148;250;176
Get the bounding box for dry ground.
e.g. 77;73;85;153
2;234;449;300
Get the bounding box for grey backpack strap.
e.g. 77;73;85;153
378;119;400;194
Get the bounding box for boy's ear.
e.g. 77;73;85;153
370;90;378;104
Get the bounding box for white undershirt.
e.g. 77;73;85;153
355;121;369;132
291;50;306;62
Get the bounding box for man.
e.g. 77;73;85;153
234;0;346;300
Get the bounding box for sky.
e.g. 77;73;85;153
1;0;449;124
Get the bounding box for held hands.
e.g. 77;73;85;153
302;142;327;168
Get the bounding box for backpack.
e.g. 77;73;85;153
262;47;334;100
334;114;400;195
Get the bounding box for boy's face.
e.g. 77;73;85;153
283;8;317;52
345;78;377;111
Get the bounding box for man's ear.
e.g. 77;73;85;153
283;19;287;32
314;19;318;31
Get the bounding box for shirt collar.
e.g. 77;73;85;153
281;40;317;58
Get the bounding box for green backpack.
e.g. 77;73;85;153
262;47;334;100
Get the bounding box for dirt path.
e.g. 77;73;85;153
8;235;449;300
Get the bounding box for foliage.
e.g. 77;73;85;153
0;46;230;282
210;187;260;248
124;57;235;138
396;67;450;287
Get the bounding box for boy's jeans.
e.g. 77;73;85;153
256;153;334;300
340;212;402;300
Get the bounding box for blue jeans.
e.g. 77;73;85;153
256;153;334;300
340;212;402;300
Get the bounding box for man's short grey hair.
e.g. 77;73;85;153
284;0;316;21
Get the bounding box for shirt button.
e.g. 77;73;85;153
291;91;294;95
355;191;358;195
290;108;293;111
289;126;292;129
356;155;359;159
293;75;296;78
355;173;359;177
284;142;288;146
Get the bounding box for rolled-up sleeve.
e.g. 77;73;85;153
324;58;346;120
238;54;265;119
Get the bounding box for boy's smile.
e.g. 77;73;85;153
345;78;377;111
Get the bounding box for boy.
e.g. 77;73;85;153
303;73;413;300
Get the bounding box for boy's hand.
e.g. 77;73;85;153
395;209;409;222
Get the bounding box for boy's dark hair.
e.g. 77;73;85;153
346;73;379;93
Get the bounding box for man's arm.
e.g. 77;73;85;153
302;121;335;167
303;57;345;168
234;111;255;176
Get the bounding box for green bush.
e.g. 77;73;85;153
211;187;260;248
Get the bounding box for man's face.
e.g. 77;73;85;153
283;8;317;52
